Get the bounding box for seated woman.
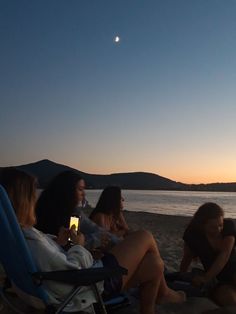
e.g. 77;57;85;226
35;171;120;251
180;202;236;306
1;167;185;314
90;186;129;238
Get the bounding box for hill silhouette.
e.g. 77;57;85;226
15;159;185;190
1;159;236;191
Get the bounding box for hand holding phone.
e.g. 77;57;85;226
56;227;70;246
69;229;85;246
69;216;84;245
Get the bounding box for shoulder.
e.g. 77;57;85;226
92;213;112;229
92;212;108;221
23;227;44;240
23;227;60;252
91;212;106;223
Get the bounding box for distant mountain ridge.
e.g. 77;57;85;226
1;159;236;192
15;159;185;190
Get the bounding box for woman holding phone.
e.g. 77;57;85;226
36;171;83;236
35;171;119;250
1;167;185;314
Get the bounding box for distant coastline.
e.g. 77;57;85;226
1;159;236;192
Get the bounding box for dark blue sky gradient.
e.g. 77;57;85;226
1;0;236;183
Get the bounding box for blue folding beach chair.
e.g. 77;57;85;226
0;185;127;314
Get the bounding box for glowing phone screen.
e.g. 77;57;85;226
69;216;80;232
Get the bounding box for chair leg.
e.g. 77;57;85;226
92;284;107;314
55;286;83;314
55;285;100;314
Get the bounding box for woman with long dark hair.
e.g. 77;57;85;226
36;171;83;236
90;186;129;237
36;171;120;250
180;202;236;305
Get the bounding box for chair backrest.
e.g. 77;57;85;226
0;185;49;303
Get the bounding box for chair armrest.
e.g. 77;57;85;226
32;266;127;286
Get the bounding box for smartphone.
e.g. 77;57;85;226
69;216;80;232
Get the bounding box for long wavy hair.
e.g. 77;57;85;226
186;202;224;233
90;186;122;220
35;170;82;235
0;167;37;227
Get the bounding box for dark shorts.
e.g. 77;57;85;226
101;253;123;300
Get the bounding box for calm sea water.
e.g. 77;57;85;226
86;190;236;218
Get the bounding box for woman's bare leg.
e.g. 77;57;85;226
110;230;162;314
110;230;185;313
125;251;163;314
155;274;186;304
110;230;159;285
125;251;186;306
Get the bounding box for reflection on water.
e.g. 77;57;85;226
86;190;236;218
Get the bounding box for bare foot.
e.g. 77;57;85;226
157;289;186;304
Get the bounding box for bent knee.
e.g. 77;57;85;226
134;229;155;242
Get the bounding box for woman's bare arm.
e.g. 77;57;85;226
117;212;129;231
205;236;235;281
179;243;194;272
